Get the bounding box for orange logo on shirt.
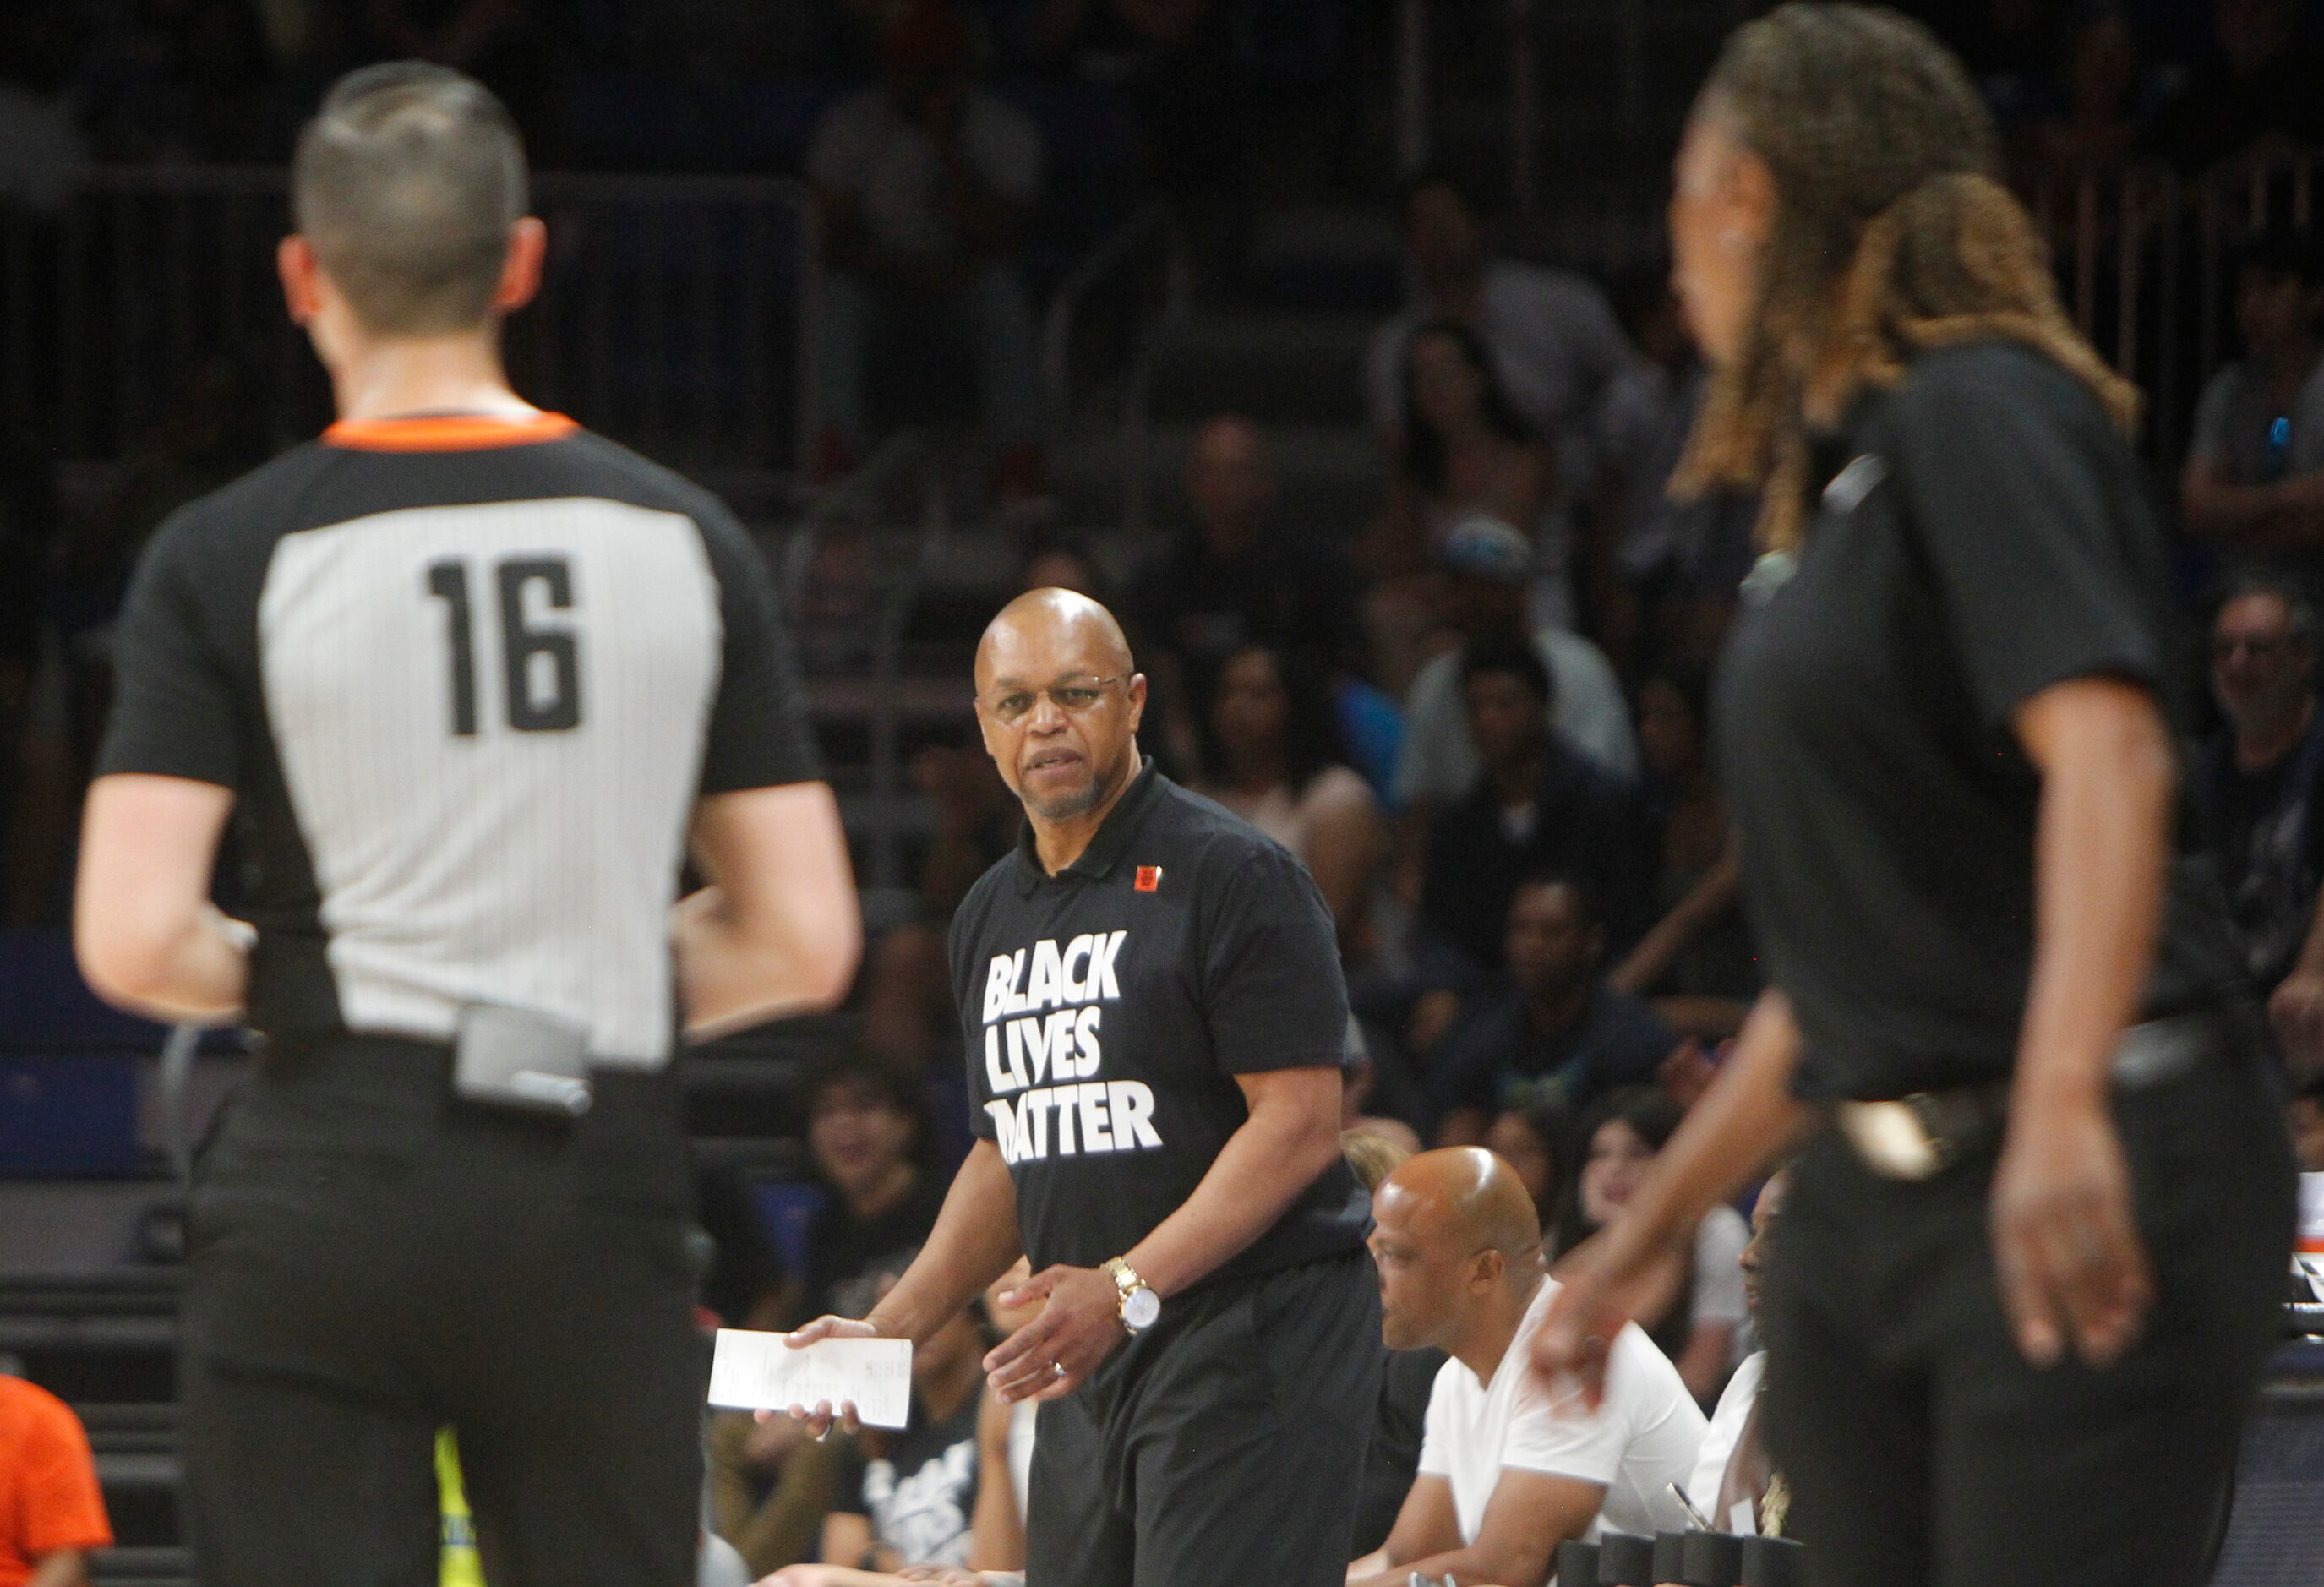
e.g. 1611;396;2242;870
1134;865;1164;892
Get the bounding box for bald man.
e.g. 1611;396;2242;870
1353;1149;1704;1587
791;590;1381;1587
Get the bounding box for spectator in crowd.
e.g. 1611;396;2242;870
1607;664;1757;1039
1556;1088;1747;1408
1685;1170;1788;1539
1342;1018;1427;1159
1122;413;1367;772
2021;3;2145;182
0;1371;111;1587
1416;637;1653;979
1393;516;1637;822
2141;0;2324;178
1195;641;1383;956
1343;1130;1443;1561
2181;230;2324;555
1370;321;1560;609
2192;576;2324;1064
1350;1148;1705;1587
1430;878;1675;1145
817;1301;992;1574
1481;1100;1573;1234
1365;171;1629;506
799;1054;947;1325
806;0;1046;499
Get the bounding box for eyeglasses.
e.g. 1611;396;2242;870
977;675;1127;726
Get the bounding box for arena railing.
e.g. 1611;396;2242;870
2036;152;2321;467
0;166;817;481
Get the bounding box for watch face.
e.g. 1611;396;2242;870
1123;1286;1162;1331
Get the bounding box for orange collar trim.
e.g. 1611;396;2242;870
324;412;580;452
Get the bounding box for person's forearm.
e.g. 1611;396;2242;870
27;1551;88;1587
1121;1083;1343;1298
2013;701;2172;1111
1597;990;1808;1262
1609;853;1738;994
84;903;249;1025
863;1143;1024;1344
674;880;860;1039
1352;1542;1536;1587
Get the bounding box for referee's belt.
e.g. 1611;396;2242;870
1832;1010;2225;1182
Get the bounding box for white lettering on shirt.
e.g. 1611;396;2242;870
979;930;1161;1164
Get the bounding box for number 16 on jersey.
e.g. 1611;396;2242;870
426;554;583;737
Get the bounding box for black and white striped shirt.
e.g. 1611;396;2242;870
97;412;818;1066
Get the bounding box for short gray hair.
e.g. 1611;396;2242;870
292;63;527;335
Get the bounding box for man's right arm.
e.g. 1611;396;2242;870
794;1141;1024;1350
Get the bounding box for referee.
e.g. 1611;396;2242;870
789;589;1380;1586
73;64;859;1587
1536;10;2294;1587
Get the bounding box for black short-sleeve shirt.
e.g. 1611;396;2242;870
95;416;817;1063
1716;342;2246;1099
948;761;1369;1286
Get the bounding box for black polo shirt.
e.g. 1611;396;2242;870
947;760;1368;1288
1715;341;2247;1100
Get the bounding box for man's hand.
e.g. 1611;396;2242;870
2272;968;2324;1076
1989;1097;2154;1368
763;1315;888;1437
980;1265;1124;1403
1530;1228;1686;1413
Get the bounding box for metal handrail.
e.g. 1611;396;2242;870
1038;200;1190;423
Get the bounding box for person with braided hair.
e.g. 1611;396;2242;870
1532;8;2296;1587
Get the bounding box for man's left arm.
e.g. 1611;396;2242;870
1347;1469;1606;1587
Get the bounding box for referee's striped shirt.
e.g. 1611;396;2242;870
95;412;819;1066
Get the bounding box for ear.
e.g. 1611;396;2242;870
278;235;324;327
1125;672;1148;734
494;217;548;314
1470;1246;1506;1291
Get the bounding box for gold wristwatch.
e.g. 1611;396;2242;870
1101;1256;1161;1333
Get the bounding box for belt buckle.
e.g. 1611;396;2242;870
1836;1097;1947;1181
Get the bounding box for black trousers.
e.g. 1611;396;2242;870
1026;1247;1383;1587
1760;1040;2296;1587
179;1037;706;1587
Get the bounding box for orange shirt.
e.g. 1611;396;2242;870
0;1377;111;1586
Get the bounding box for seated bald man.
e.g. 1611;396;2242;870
1351;1148;1705;1587
790;590;1380;1587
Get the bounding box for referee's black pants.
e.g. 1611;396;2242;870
1760;1033;2295;1587
179;1036;706;1587
1026;1247;1383;1587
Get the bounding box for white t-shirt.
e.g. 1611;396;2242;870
807;88;1043;261
1391;626;1639;806
1684;1350;1765;1530
1417;1278;1707;1545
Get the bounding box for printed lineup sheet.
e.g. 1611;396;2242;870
707;1330;914;1429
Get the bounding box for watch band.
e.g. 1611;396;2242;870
1100;1256;1144;1299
